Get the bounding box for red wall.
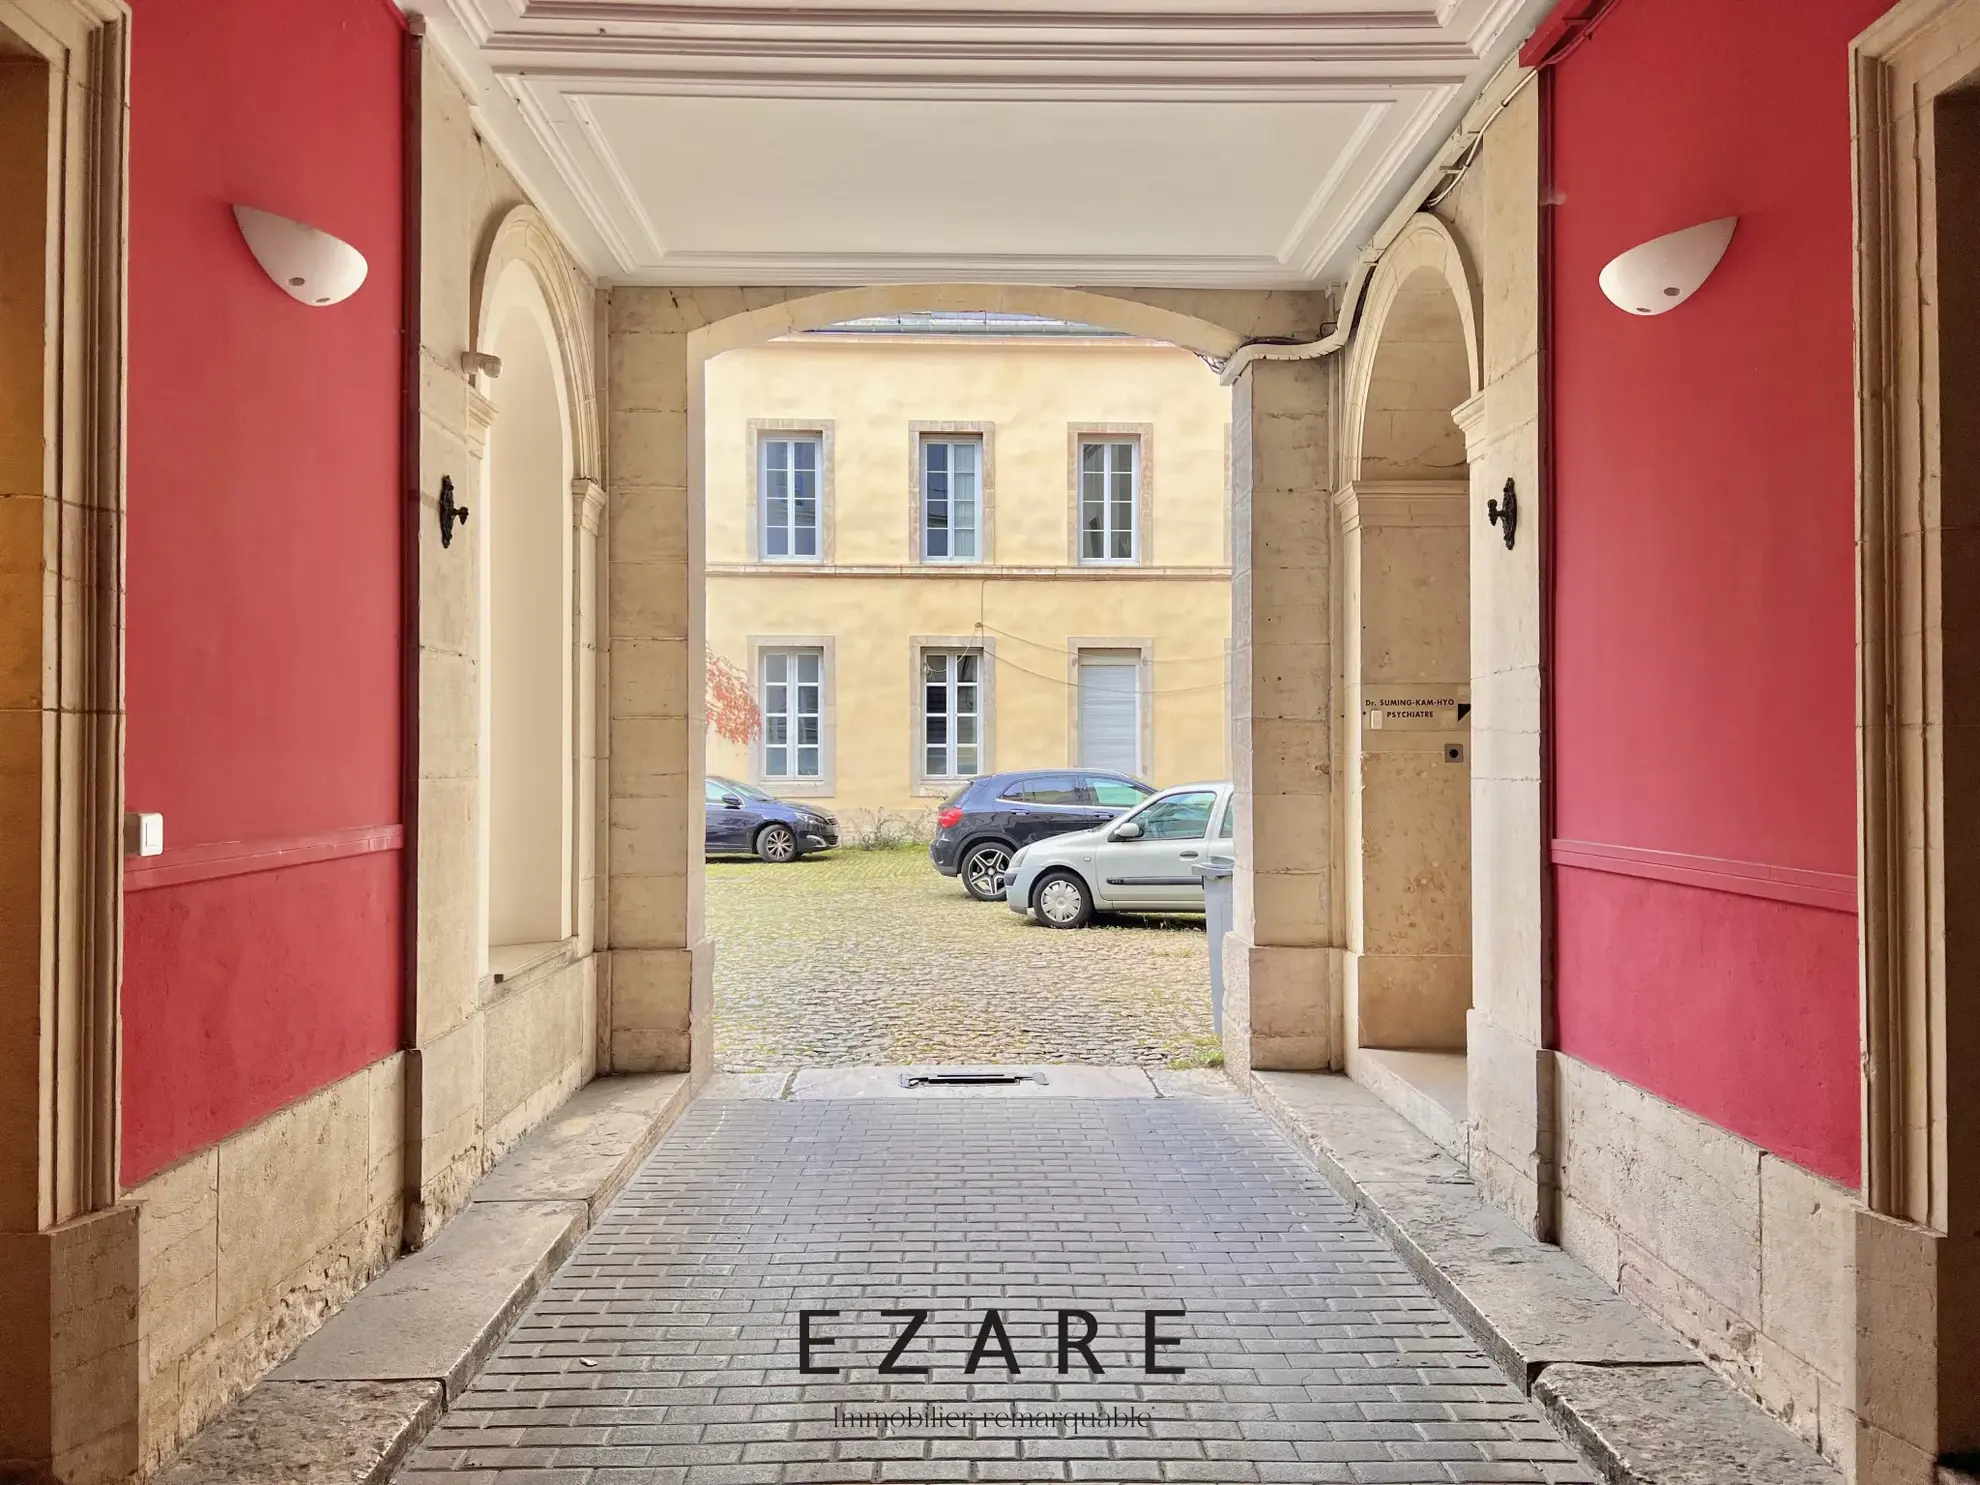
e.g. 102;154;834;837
1548;0;1892;1187
122;0;404;1185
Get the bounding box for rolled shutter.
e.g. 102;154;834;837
1078;657;1140;774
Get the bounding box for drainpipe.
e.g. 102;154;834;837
1519;0;1615;1244
1216;56;1537;387
1535;53;1560;1245
398;20;425;1068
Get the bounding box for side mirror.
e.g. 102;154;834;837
1111;821;1144;842
722;794;744;809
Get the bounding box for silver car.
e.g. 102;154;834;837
1001;780;1235;928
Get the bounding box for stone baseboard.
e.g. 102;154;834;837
152;1072;691;1485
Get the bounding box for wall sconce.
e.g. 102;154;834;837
1598;217;1737;316
1487;478;1517;550
439;475;470;549
233;205;368;307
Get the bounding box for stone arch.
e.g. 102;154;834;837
472;204;601;484
689;284;1250;364
602;279;1335;1081
1342;214;1482;483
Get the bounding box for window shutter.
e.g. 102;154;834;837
1078;657;1139;775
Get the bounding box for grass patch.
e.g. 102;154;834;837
1166;1037;1225;1070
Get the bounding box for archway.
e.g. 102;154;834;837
594;281;1342;1083
1337;216;1481;1147
481;259;577;965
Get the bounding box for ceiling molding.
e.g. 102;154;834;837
406;0;1554;287
613;249;1318;289
498;71;1457;98
1293;84;1456;276
518;3;1454;28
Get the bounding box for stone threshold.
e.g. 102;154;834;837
152;1071;693;1485
1251;1070;1843;1485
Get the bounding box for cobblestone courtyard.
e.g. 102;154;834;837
709;847;1220;1071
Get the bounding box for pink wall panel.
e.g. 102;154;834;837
121;856;403;1185
122;0;405;1185
1548;0;1895;1186
1554;872;1860;1183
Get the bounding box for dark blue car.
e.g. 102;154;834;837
929;768;1154;900
705;775;839;862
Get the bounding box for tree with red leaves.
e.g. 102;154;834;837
706;653;760;744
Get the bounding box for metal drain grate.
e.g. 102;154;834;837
898;1070;1048;1089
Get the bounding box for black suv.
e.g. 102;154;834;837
929;769;1154;900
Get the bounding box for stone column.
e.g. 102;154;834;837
602;294;705;1073
1335;481;1471;1055
0;17;140;1480
1223;357;1342;1075
401;369;493;1241
1449;81;1552;1238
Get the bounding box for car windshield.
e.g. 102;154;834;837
1123;788;1220;840
715;778;776;803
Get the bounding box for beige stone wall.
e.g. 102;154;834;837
1557;1054;1857;1469
406;45;601;1237
701;336;1233;813
131;1055;406;1472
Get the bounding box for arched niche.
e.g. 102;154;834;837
1335;214;1482;1071
479;254;578;959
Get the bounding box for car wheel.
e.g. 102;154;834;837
755;823;799;863
1033;869;1093;929
961;841;1012;901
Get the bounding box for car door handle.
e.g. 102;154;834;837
1179;850;1199;859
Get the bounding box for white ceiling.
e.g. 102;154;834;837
407;0;1554;289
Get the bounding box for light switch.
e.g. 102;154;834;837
126;812;164;858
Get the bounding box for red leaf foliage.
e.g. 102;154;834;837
706;653;761;745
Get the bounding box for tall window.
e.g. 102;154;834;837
761;648;823;778
1079;440;1137;563
921;437;981;561
922;650;982;779
759;436;821;560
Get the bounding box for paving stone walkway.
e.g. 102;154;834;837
710;848;1219;1071
395;1089;1592;1484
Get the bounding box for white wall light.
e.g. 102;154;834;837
233;205;368;307
1598;217;1737;316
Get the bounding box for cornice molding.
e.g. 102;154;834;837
1334;477;1467;531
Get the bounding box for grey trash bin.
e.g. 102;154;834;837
1193;855;1235;1035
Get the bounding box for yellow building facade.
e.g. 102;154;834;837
703;321;1235;818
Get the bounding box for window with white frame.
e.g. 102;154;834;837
1078;439;1138;563
759;435;821;560
760;648;824;779
921;437;981;561
921;650;983;780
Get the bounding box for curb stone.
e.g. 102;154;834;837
1250;1069;1842;1485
